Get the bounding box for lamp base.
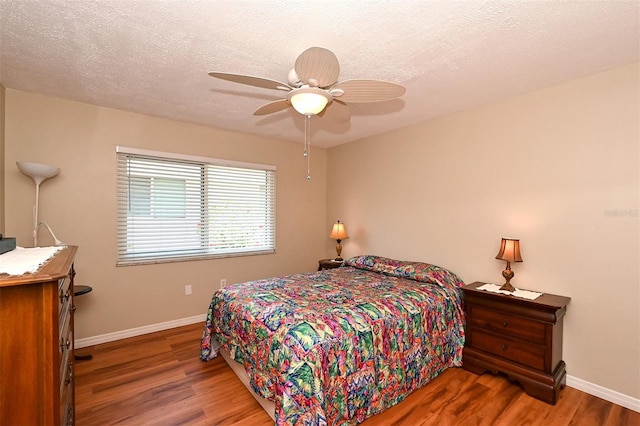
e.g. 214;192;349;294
334;257;343;262
499;282;516;292
335;240;343;262
500;266;516;292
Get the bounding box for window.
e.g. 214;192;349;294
116;146;276;265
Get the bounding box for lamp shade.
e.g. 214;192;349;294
288;87;331;115
17;161;60;185
495;238;523;262
329;220;349;240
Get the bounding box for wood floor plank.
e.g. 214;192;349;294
604;403;640;426
568;395;615;426
75;323;640;425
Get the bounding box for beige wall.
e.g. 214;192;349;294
327;63;640;399
4;90;327;338
0;84;5;233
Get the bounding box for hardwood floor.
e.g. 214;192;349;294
75;323;639;425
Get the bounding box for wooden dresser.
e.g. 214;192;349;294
462;281;570;404
0;246;77;425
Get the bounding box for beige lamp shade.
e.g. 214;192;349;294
17;161;60;184
495;238;523;262
329;220;349;240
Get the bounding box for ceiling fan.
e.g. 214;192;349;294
209;46;406;122
209;47;406;179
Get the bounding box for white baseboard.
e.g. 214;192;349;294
76;316;639;414
566;375;639;413
74;314;206;349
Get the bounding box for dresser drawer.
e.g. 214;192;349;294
58;275;72;324
470;305;546;344
471;328;545;370
59;307;73;389
60;360;74;425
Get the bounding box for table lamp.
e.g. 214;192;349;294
329;220;349;261
495;237;523;291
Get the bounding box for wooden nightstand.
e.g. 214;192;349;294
462;281;571;404
318;258;343;271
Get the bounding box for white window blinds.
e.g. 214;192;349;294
116;147;276;265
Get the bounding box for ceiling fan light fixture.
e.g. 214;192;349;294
288;87;331;116
209;47;406;180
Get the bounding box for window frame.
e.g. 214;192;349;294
116;146;276;266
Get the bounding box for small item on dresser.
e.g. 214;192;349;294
0;235;16;255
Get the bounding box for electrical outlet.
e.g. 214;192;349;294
220;279;227;288
185;285;192;295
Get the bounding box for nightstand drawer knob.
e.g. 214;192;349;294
503;322;509;327
501;344;508;351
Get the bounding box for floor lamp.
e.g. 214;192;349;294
17;161;62;247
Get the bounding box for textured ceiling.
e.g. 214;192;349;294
0;1;638;148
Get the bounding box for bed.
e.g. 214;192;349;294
200;255;466;425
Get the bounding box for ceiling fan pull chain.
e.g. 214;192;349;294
305;114;311;180
304;115;309;158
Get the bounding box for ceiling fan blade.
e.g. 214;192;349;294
294;47;340;88
319;100;351;122
254;99;290;116
331;80;406;103
209;72;292;91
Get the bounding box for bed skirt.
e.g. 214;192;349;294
218;343;276;421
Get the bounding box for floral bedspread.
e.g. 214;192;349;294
200;255;465;425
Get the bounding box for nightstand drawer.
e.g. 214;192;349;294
472;328;545;370
470;306;546;344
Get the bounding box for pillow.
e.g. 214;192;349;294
345;255;464;288
344;254;379;270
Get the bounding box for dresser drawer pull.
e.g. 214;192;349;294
501;344;508;351
502;322;509;327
